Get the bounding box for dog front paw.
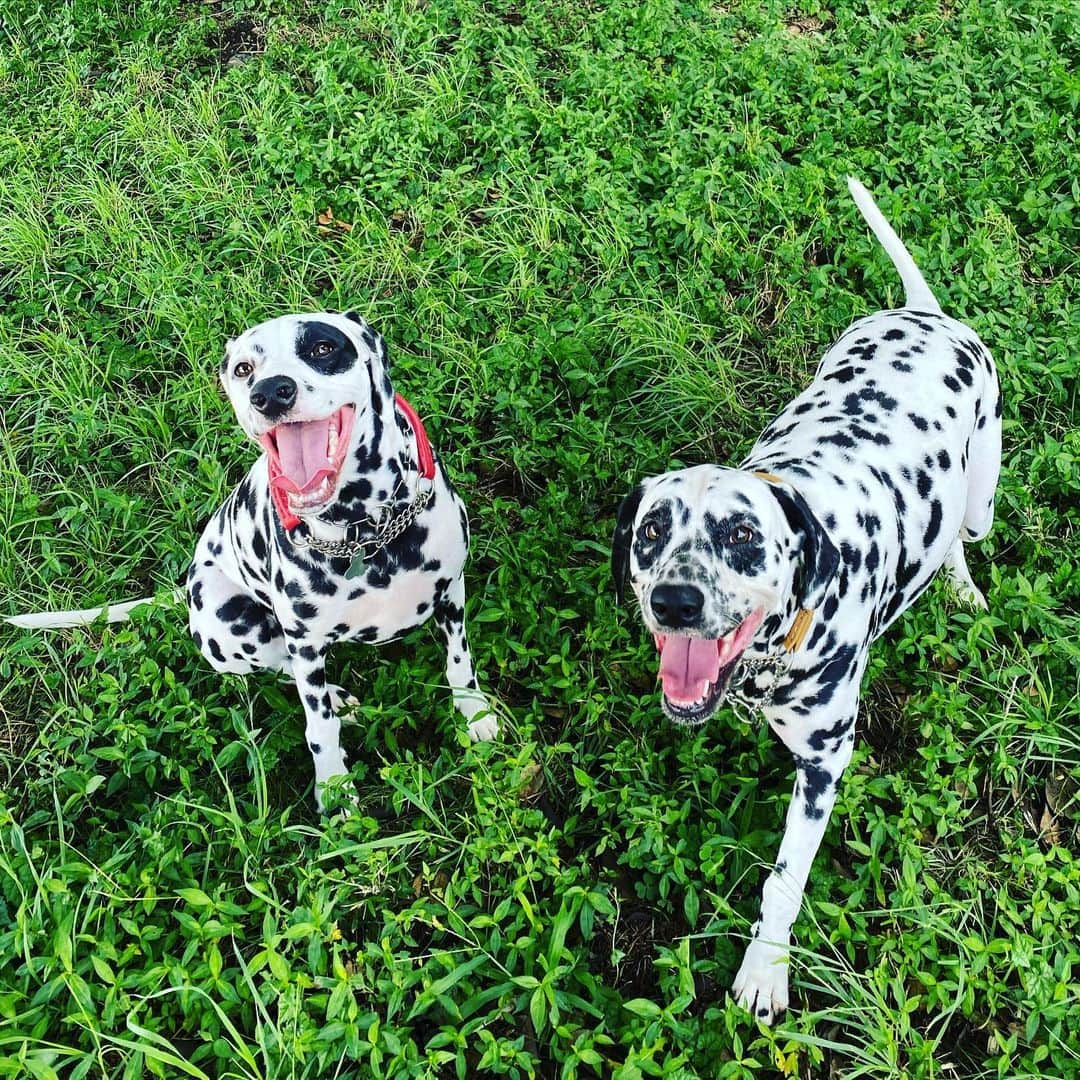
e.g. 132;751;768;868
956;583;988;610
327;684;361;715
315;777;360;816
732;939;789;1025
467;712;499;742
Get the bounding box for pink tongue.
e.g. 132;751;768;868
656;611;765;704
271;418;333;493
659;636;721;703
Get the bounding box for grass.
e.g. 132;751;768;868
1;0;1078;1075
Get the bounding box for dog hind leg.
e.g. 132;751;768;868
187;562;291;676
961;366;1001;544
944;540;988;609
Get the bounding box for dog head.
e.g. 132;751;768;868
221;312;393;518
611;464;839;725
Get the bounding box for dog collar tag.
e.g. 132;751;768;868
345;554;367;579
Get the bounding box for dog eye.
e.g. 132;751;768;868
729;524;755;545
643;521;662;542
233;361;253;378
311;341;334;358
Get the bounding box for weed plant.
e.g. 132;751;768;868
1;1;1077;1076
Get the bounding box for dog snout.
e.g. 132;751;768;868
650;583;705;629
250;376;298;420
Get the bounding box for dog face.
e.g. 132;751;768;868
612;465;838;725
220;312;392;516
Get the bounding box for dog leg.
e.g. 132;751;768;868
327;684;361;714
434;576;496;742
287;645;350;812
187;562;291;676
733;712;856;1024
943;540;987;609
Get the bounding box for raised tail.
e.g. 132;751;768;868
846;177;942;314
5;588;184;629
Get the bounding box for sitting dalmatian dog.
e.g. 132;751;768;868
611;178;1001;1023
186;311;497;809
7;312;496;809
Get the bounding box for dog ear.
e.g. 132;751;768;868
345;312;390;369
766;483;840;611
373;328;389;366
611;483;644;604
218;339;234;389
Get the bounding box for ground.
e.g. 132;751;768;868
1;1;1078;1077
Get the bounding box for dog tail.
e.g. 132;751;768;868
5;589;184;629
846;177;942;314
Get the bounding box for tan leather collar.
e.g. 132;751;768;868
753;470;815;653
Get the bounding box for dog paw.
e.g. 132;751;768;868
732;940;789;1025
327;684;361;714
957;583;988;610
315;776;359;816
467;713;499;742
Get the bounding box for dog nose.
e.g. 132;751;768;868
250;376;297;420
650;584;705;628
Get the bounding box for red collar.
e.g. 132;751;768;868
269;393;435;533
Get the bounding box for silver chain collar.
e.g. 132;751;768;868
726;649;795;717
291;476;433;561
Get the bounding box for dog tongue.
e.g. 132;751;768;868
658;636;721;703
271;418;333;493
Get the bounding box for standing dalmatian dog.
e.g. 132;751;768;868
187;312;497;809
611;179;1001;1023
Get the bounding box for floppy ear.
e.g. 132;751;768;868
218;339;235;389
611;483;644;604
766;483;840;611
342;312;390;366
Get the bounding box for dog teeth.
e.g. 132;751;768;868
327;424;338;457
288;475;335;510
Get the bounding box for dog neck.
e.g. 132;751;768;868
293;397;426;543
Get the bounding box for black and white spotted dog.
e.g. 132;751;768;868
611;179;1001;1023
9;312;496;810
188;312;497;808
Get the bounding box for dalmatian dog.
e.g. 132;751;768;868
186;311;497;809
8;312;497;809
610;178;1000;1023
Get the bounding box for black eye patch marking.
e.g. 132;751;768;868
634;502;673;569
295;321;359;375
704;511;766;576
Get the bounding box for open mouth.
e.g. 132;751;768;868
259;404;356;513
653;608;765;725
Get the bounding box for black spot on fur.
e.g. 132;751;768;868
923;500;943;547
295;320;359;375
824;365;857;384
818;431;856;449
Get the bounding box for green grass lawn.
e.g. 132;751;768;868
2;0;1078;1075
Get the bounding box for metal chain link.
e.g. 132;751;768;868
727;650;793;718
293;480;433;561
